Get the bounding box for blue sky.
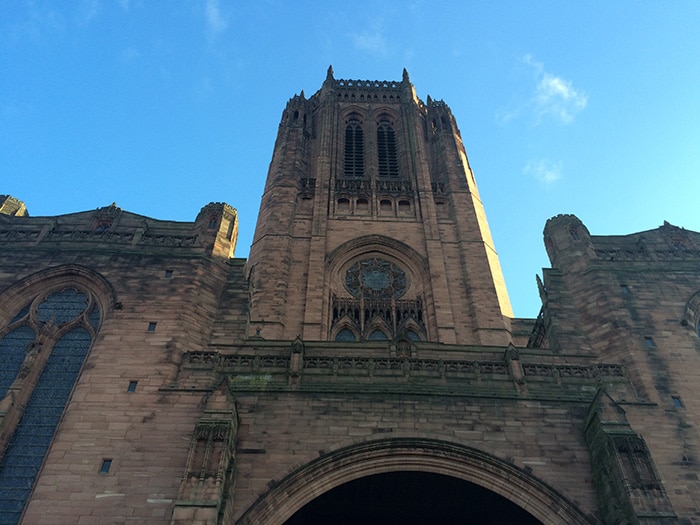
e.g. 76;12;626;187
2;1;699;318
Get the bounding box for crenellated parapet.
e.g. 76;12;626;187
0;201;238;258
319;66;416;105
0;195;29;217
593;220;700;262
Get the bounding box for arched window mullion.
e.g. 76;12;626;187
0;287;100;523
0;325;36;400
344;120;364;178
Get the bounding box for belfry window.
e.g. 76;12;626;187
377;121;398;178
0;287;100;523
344;120;364;177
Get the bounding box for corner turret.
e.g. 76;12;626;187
195;202;238;258
543;214;596;273
0;195;28;217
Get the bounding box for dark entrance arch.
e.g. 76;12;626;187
235;439;593;525
284;470;542;524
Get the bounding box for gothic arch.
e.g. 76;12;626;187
330;318;359;342
340;107;365;125
373;107;399;126
682;290;700;335
326;235;428;276
236;438;593;525
324;236;432;341
0;265;116;522
397;316;425;341
0;264;118;326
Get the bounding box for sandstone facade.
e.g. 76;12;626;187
0;72;698;524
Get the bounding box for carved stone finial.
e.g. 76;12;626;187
327;65;334;80
402;68;410;83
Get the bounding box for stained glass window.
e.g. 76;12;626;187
0;326;35;399
335;328;356;342
345;258;407;300
405;330;420;341
0;287;98;524
368;330;388;341
36;289;87;324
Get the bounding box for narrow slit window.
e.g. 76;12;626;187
147;322;157;332
672;396;684;408
644;336;655;348
127;381;138;393
100;459;112;474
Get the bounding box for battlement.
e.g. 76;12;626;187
0;201;238;258
321;66;413;104
0;194;28;217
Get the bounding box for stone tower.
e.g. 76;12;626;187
1;70;698;524
247;67;513;346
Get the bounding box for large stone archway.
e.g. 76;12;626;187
285;470;543;524
235;438;595;525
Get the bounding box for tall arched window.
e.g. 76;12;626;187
0;288;100;523
377;121;398;178
344;120;364;177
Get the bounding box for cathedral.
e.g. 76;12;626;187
1;68;699;524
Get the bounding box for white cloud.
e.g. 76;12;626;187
350;25;389;57
205;0;228;35
534;72;588;123
501;54;588;125
524;159;563;185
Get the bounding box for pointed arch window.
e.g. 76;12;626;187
0;288;100;523
377;121;398;178
335;328;357;342
344;120;364;177
368;329;389;341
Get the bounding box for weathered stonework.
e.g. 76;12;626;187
0;71;698;524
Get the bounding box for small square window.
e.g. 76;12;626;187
620;284;630;294
147;322;157;332
127;381;138;393
164;270;173;278
644;337;655;348
672;396;684;408
100;459;112;474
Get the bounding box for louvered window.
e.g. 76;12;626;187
344;120;364;177
377;121;398;178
